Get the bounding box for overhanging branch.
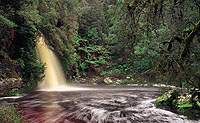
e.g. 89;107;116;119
180;20;200;60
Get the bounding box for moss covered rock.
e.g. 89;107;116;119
176;93;193;109
156;89;180;106
156;89;200;119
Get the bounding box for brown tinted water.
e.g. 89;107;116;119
36;35;67;89
1;86;199;123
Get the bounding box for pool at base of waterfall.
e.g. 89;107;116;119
0;86;199;123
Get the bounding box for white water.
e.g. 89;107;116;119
36;35;88;91
36;36;67;89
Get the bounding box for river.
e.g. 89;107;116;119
0;86;199;123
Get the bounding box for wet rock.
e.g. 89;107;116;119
95;77;106;85
70;77;99;86
95;74;126;85
104;77;113;84
126;76;131;80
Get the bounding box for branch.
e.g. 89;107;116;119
180;20;200;60
162;35;183;51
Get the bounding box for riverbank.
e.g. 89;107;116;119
0;75;187;97
0;78;23;96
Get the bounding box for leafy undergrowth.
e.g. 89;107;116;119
156;89;200;119
0;101;26;123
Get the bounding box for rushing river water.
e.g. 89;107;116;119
0;86;199;123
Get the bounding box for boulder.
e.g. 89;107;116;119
104;77;113;84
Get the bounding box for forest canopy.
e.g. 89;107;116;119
0;0;200;89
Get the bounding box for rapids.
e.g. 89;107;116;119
1;86;199;123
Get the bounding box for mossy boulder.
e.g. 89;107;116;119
176;93;193;109
156;89;180;106
176;90;200;118
156;89;200;119
190;89;200;109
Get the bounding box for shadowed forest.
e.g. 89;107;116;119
0;0;200;122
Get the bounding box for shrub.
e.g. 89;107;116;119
0;101;26;123
15;22;45;86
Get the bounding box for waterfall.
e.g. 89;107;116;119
36;36;67;89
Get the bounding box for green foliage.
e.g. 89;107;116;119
98;67;123;76
156;90;180;106
0;15;17;27
0;3;20;79
35;0;84;78
1;0;200;91
80;62;87;70
100;0;200;89
159;21;200;88
0;0;83;85
0;0;89;84
16;58;25;68
102;0;161;79
77;37;110;76
197;101;200;107
17;1;41;24
176;93;192;109
0;4;16;28
16;22;44;86
0;102;26;123
156;89;200;118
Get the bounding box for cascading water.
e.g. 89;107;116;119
36;35;67;89
1;37;199;122
35;33;88;91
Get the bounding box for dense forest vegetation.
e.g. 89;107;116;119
0;0;200;121
0;0;200;90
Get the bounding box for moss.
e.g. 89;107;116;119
155;90;179;106
156;89;200;119
179;104;193;108
172;99;178;107
197;101;200;107
176;93;192;109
